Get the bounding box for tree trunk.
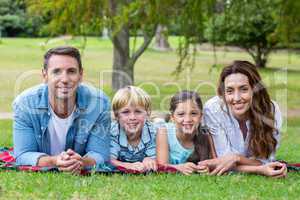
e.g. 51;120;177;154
112;25;133;90
254;44;267;68
153;24;172;51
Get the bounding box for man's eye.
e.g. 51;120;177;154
68;69;77;74
52;69;61;74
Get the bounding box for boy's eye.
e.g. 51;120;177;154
120;110;130;115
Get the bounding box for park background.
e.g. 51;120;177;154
0;0;300;199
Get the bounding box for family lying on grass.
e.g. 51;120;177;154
12;46;287;177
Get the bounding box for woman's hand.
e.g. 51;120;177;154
142;157;158;171
258;162;287;178
198;154;240;175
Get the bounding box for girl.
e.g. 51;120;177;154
156;90;216;175
110;86;157;172
199;60;287;177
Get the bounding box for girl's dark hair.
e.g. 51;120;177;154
217;60;277;159
170;90;212;163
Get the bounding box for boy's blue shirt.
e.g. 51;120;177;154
110;120;156;163
13;83;111;168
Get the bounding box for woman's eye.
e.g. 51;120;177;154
241;87;249;92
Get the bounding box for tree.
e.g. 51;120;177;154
153;24;172;51
26;0;210;90
205;0;280;68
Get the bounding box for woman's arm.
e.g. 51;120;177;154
234;162;287;178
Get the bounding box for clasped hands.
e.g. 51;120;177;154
55;149;84;174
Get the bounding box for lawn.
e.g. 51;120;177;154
0;119;300;200
0;37;300;200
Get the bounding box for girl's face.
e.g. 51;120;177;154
171;99;202;135
117;104;148;136
224;73;253;120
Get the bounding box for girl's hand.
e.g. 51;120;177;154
142;157;158;171
195;164;209;174
176;162;198;175
198;154;239;175
259;162;287;178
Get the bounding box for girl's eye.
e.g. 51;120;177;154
191;112;199;116
134;110;143;114
176;113;184;116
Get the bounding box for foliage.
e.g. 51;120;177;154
205;0;280;68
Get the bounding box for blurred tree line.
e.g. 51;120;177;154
0;0;299;89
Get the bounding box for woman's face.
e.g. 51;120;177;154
171;99;202;135
224;73;253;120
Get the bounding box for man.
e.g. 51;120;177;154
13;46;111;172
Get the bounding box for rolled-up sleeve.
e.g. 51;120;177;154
13;103;47;166
203;104;238;157
84;102;111;167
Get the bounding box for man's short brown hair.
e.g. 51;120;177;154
43;46;82;70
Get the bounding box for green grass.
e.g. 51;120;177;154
0;38;300;199
0;118;300;200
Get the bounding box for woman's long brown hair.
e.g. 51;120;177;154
169;90;216;163
217;60;277;159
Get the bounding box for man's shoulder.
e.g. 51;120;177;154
13;84;47;107
77;84;110;102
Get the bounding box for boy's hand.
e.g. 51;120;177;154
142;157;158;171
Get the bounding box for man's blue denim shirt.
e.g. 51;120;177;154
13;84;111;168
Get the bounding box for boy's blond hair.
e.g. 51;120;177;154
112;86;151;118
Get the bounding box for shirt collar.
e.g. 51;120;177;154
119;121;152;150
37;84;87;111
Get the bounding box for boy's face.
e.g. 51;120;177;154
117;104;148;137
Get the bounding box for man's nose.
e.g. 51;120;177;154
60;71;69;82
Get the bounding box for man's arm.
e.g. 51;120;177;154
13;102;48;166
84;102;111;167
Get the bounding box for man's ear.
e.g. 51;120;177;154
79;69;83;82
42;69;48;83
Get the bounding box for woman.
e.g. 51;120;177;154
199;60;287;177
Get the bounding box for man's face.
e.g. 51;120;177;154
43;55;83;101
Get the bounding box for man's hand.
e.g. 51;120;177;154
142;157;158;171
56;149;83;174
259;162;287;178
